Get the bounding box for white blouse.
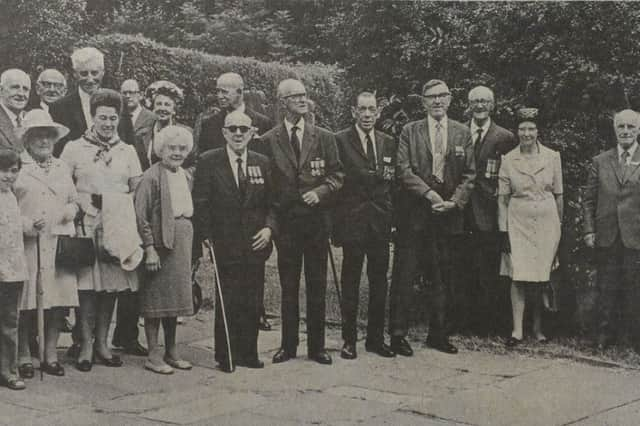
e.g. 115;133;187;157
166;167;193;218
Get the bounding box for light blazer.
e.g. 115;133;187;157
396;117;475;234
261;122;344;223
192;148;278;265
467;120;517;231
583;146;640;249
0;105;21;152
332;126;396;245
50;90;86;157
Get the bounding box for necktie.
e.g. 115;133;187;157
15;113;22;129
365;132;376;170
118;112;135;145
433;122;445;180
474;128;483;148
290;126;301;161
621;150;630;166
237;157;247;197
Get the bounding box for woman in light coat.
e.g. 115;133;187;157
14;110;78;377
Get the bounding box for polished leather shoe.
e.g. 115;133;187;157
272;348;296;364
122;342;149;356
425;337;458;354
340;343;357;360
66;343;80;360
390;337;414;357
365;342;396;358
42;361;65;376
258;316;272;331
18;363;34;379
94;353;123;367
75;359;92;372
310;350;332;365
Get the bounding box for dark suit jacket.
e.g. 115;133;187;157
396;117;475;234
261;122;344;228
193;106;273;157
192;148;278;265
50;90;87;157
133;107;156;133
332;126;396;245
467;120;517;232
0;105;21;152
583;146;640;249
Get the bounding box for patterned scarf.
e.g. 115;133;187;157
83;128;122;166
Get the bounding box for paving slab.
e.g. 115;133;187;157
409;362;640;426
332;410;467;426
189;411;308;426
13;406;161;426
0;377;88;410
0;400;44;425
140;391;267;424
247;391;396;424
95;384;216;414
572;398;640;426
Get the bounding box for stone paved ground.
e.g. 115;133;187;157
2;311;640;426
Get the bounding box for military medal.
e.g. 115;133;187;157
486;158;498;179
455;145;465;157
248;166;264;184
383;156;393;181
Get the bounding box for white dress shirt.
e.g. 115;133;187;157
355;124;377;160
130;105;142;126
78;87;93;128
284;117;305;151
165;167;193;218
226;145;248;187
470;118;491;146
618;141;639;165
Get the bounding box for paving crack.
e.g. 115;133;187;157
398;408;477;425
562;396;640;425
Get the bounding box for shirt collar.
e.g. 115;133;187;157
284;116;305;134
226;144;248;163
427;114;447;131
78;87;91;102
618;142;638;159
235;103;246;113
130;104;142;117
354;124;375;144
470;118;491;135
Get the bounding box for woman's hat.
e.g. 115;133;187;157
18;109;70;143
515;107;539;124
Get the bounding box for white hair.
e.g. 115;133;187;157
613;109;640;127
154;125;193;158
0;68;30;87
277;78;304;98
71;47;104;70
217;73;244;88
468;85;494;102
37;69;66;86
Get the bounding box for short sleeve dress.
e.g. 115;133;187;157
498;143;562;282
60;137;143;292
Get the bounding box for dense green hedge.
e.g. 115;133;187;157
78;33;350;130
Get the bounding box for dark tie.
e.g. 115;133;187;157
237;157;247;197
365;132;376;170
118;112;135;145
474;128;483;148
290;126;301;160
621;150;630;166
433;122;445;180
15;113;22;129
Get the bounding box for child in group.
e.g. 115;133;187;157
0;149;43;390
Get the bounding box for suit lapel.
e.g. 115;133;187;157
477;122;496;159
275;124;298;169
71;91;87;131
418;119;432;156
299;124;318;167
349;126;367;161
217;149;242;202
623;146;640;184
0;106;18;148
607;150;624;186
374;130;386;167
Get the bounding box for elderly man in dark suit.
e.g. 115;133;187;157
333;91;396;360
0;69;30;152
32;69;66;113
584;109;640;353
452;86;517;336
262;78;343;365
392;79;475;355
50;47;105;157
193;110;277;370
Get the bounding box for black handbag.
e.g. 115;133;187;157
55;213;96;268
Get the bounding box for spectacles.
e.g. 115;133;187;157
283;93;307;101
224;125;252;134
423;93;451;101
39;81;65;89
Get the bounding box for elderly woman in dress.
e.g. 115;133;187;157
60;89;144;371
135;81;194;173
14;110;78;378
498;108;563;347
134;125;194;374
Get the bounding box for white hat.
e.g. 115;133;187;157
19;109;70;143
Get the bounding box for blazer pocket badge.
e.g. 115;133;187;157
248;166;264;184
382;156;394;181
455;145;465;158
311;158;325;177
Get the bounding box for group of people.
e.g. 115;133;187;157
0;46;637;391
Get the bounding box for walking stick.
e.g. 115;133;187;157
206;241;234;372
327;240;343;317
36;235;44;380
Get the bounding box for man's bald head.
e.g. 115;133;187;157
216;73;244;110
36;69;66;105
223;110;254;154
277;79;308;120
614;109;640;150
0;69;31;113
468;85;495;124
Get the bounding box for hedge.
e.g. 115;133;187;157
76;33;351;130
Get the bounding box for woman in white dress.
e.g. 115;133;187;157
498;108;563;347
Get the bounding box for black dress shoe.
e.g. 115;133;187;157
365;342;396;358
340;343;357;360
309;350;332;365
240;358;265;369
42;361;65;376
94;353;123;367
425;337;458;354
505;336;523;348
122;342;149;356
217;361;235;373
18;363;34;379
390;337;414;357
75;359;92;372
272;348;296;364
66;343;80;360
258;316;272;331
